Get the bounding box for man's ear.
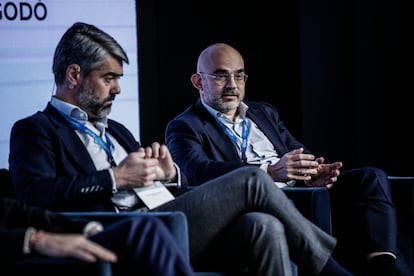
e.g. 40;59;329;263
66;64;81;86
190;73;202;90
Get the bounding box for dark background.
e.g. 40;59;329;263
136;0;409;176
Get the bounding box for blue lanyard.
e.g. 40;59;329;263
61;113;117;167
216;117;249;162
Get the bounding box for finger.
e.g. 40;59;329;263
304;168;318;175
134;149;146;158
300;160;319;168
142;179;156;187
74;245;117;263
298;154;316;162
288;148;304;156
144;146;153;158
71;249;97;262
89;247;117;263
151;142;161;158
151;142;160;158
158;144;169;158
287;171;311;181
96;251;118;263
151;141;161;149
315;157;325;164
83;241;118;261
333;161;343;169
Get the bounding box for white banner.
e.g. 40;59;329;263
0;0;139;168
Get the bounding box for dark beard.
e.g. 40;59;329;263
76;83;113;120
89;96;112;118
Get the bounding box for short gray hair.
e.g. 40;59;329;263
52;22;129;86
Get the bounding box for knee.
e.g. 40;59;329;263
234;166;268;179
240;212;285;238
233;166;274;188
362;167;391;190
117;216;167;236
348;167;392;197
363;167;388;180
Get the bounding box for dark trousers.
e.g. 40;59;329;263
90;216;195;276
329;167;397;275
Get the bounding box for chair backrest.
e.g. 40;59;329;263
389;176;414;275
2;258;112;276
0;168;15;198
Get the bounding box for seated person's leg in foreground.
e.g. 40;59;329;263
330;167;397;275
90;216;195;276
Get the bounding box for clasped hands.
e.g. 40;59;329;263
267;148;343;189
113;142;177;189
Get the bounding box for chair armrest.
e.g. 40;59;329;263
389;176;414;274
1;259;112;275
389;177;414;234
62;211;190;260
282;187;332;234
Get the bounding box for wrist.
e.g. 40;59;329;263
29;230;45;252
304;179;313;187
23;227;36;254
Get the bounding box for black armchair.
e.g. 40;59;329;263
283;187;332;234
390;176;414;275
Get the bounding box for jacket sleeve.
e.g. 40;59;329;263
0;195;88;258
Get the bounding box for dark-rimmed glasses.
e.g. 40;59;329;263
198;72;248;86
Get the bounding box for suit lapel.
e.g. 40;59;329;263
45;104;99;172
246;103;289;155
195;100;240;160
106;121;140;152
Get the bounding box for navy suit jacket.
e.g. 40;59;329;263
166;99;310;185
9;103;186;212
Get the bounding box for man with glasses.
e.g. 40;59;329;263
165;42;399;276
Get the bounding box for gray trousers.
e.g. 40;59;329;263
154;167;336;276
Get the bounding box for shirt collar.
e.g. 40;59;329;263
50;97;108;127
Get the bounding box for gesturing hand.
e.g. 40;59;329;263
267;148;319;182
309;158;343;189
